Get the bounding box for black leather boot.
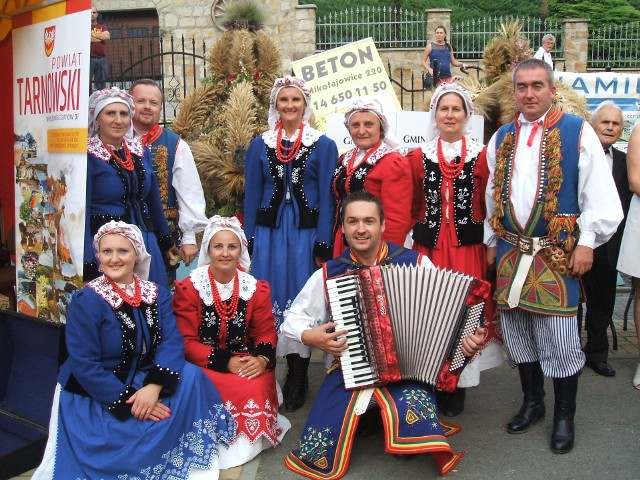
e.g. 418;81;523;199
439;388;466;417
282;354;296;401
507;362;546;433
284;355;310;412
550;373;579;454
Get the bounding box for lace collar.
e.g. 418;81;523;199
189;265;257;306
340;142;396;168
262;124;323;149
87;275;158;308
420;135;484;162
87;135;145;161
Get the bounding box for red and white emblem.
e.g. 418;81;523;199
44;26;56;57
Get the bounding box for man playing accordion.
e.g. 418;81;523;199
281;190;487;479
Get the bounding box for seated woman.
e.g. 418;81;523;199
173;215;291;469
33;221;235;479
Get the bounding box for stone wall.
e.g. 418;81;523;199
95;0;317;71
95;1;591;110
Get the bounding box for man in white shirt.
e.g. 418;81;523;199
130;79;208;280
485;59;623;454
534;33;555;70
281;190;487;478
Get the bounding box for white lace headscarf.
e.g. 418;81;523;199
343;97;400;149
268;76;312;130
198;215;251;271
425;82;474;142
88;87;136;140
93;220;151;280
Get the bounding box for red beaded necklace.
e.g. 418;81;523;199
437;136;467;179
209;268;239;321
276;121;304;163
106;275;142;307
103;141;135;171
346;140;382;177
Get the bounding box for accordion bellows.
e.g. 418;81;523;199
326;265;491;392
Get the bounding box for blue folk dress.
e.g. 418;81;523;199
33;277;235;479
85;136;174;287
244;125;337;354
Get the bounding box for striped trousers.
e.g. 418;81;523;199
500;309;585;378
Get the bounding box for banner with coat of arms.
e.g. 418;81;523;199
12;0;91;322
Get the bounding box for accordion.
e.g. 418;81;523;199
326;265;491;391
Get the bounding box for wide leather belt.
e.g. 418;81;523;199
501;231;554;255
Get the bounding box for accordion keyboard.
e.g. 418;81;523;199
326;274;378;389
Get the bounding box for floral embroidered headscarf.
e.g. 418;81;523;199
268;76;312;130
198;215;251;271
93;220;151;280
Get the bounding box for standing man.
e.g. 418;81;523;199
581;101;632;376
485;59;623;454
534;34;555;70
90;5;110;90
130;79;208;280
281;190;487;479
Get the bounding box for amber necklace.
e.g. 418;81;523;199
106;275;142;307
437;136;467;179
103;141;135;171
276;121;304;163
209;268;239;321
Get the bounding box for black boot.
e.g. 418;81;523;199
285;355;309;412
282;354;296;401
550;373;579;454
507;362;546;433
439;388;466;417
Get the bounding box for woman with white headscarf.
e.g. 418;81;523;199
173;215;291;468
85;87;178;287
407;82;503;417
244;76;338;412
332;97;414;256
33;221;235;480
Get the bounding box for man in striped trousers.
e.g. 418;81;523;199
484;59;623;453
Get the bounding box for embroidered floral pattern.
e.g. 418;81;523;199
222;396;279;444
87;135;145;161
88;275;158;308
299;426;335;464
400;388;437;424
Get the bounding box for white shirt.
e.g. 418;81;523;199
135;129;208;245
281;255;433;363
534;47;554;69
484;110;623;249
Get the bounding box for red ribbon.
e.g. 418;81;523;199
526;121;542;147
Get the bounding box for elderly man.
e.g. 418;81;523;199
581;101;633;376
281;190;487;479
534;33;555;69
129;79;208;280
485;59;623;454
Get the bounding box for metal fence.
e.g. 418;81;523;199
451;16;563;61
317;6;425;50
589;22;640;69
95;32;208;126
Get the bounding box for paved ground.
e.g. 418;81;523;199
14;290;639;479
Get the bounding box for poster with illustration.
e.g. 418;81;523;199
12;0;90;322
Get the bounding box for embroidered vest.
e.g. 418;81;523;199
492;111;583;315
148;128;180;237
413;153;483;248
256;142;319;229
324;243;420;279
